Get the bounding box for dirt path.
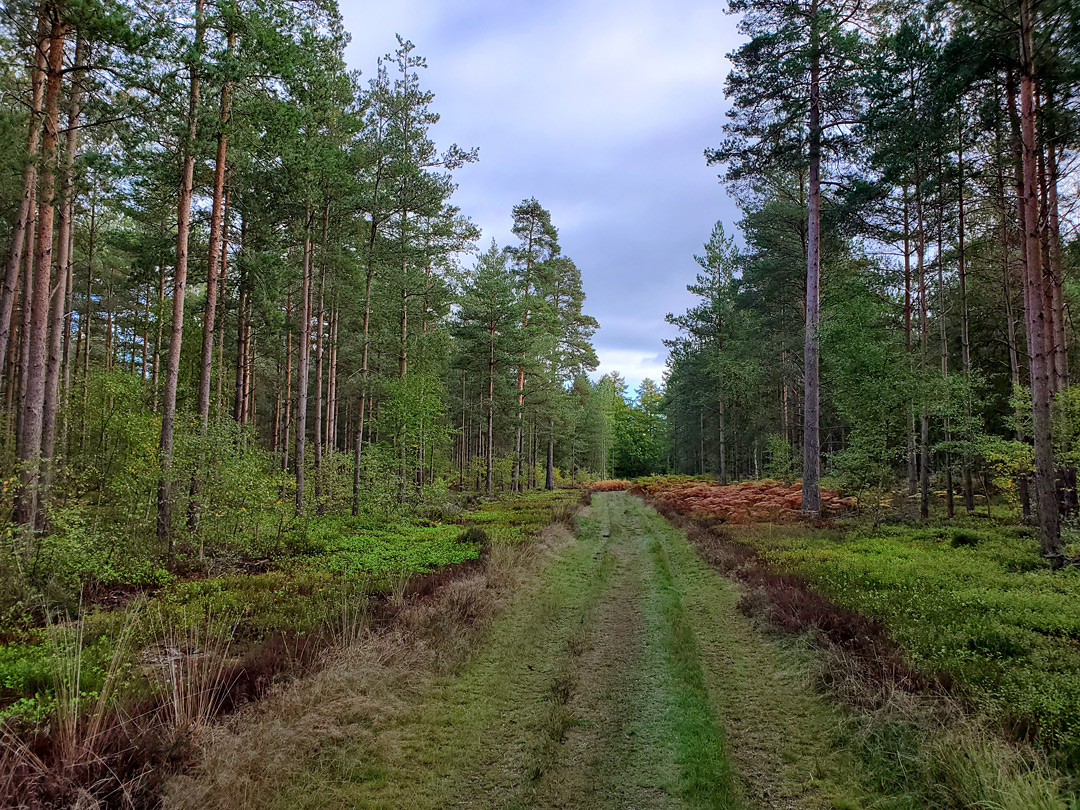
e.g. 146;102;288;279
174;493;868;809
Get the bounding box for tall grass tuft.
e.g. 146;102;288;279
49;597;142;762
150;607;239;732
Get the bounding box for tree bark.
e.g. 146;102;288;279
282;290;292;475
487;320;494;493
196;27;234;426
40;34;87;516
294;217;313;515
15;11;67;529
313;205;327;515
801;10;822;516
157;0;203;552
916;172;929;520
0;10;48;381
1017;3;1062;559
958;118;975;513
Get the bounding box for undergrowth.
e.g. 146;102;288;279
0;488;579;808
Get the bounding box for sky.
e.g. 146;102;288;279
338;0;746;391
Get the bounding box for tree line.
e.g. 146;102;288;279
662;0;1079;560
0;0;611;571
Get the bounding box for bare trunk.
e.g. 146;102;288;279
157;0;203;552
15;13;67;529
0;11;47;378
916;174;929;520
152;262;164;410
196;30;234;425
958;120;975;513
215;185;230;417
801;19;822;516
294;219;312;515
1017;7;1061;559
282;290;292;473
353;252;375;515
40;35;87;515
313;205;327;515
487;320;494;493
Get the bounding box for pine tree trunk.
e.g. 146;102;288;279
937;185;953;519
1017;3;1062;560
487;320;494;493
282;290;292;474
544;413;554;491
0;10;47;379
916;173;929;520
215;185;230;418
958;119;975;513
801;14;822;516
313;205;327;515
295;219;313;515
1046;143;1067;390
353;250;375;514
15;12;67;530
196;29;234;427
903;190;917;497
152;262;163;411
233;280;247;421
40;34;86;519
999;141;1030;520
157;0;203;553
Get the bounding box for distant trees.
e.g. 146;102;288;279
669;0;1080;560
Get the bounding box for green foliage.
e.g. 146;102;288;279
738;521;1080;763
763;434;799;484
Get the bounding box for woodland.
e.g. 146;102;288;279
1;0;1079;806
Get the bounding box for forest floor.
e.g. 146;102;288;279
166;491;881;809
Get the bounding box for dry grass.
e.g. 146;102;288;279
162;520;576;810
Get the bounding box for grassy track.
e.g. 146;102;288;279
197;492;872;809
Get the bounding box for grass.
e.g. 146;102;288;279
645;535;743;808
634;491;1077;810
728;518;1080;765
0;489;579;743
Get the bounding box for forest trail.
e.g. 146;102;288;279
175;493;867;809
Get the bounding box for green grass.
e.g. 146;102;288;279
0;489;579;726
732;519;1080;765
646;535;744;808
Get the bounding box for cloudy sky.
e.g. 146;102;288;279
339;0;745;391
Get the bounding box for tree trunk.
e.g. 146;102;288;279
215;184;230;418
152;261;164;411
40;34;87;518
545;416;555;490
0;10;48;380
916;173;929;520
157;0;203;553
313;205;327;515
903;190;917;497
326;305;337;452
15;12;67;529
958;117;975;513
1017;4;1062;560
487;320;494;493
353;249;375;514
936;177;953;519
294;218;313;515
801;14;822;516
196;28;234;426
1046;137;1067;390
282;290;292;474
